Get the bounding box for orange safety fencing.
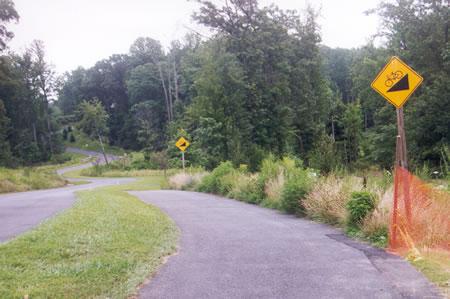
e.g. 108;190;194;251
389;167;450;253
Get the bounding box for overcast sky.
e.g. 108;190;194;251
9;0;382;75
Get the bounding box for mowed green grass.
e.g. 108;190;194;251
0;176;178;298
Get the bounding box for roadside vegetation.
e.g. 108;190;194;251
0;176;178;298
167;156;449;294
0;152;90;193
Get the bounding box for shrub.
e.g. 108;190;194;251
228;173;260;203
197;161;235;194
253;155;284;204
280;168;312;215
360;187;392;243
346;191;377;223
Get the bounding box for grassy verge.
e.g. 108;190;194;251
0;176;178;298
0;152;91;193
410;250;450;296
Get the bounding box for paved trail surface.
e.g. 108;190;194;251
0;148;134;242
131;190;444;299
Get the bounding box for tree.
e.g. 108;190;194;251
339;102;363;164
77;98;109;164
0;0;19;52
0;99;12;164
29;40;56;154
130;37;173;122
187;40;250;169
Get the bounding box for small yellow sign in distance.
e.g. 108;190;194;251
371;56;423;108
175;137;190;151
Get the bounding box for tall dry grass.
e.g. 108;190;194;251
264;168;285;206
303;174;360;225
169;172;208;190
361;187;393;236
304;173;393;229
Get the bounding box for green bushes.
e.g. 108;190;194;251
197;161;236;195
281;170;312;214
346;191;377;223
189;156;314;214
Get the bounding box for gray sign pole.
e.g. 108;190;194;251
182;151;185;175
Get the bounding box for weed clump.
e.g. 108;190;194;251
346;191;377;223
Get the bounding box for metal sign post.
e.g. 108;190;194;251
182;151;185;175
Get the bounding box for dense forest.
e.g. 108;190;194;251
0;0;448;173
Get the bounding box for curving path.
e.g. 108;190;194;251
0;148;135;243
130;190;444;299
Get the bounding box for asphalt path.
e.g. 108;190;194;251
0;148;134;243
130;190;444;299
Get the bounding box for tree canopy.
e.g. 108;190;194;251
0;0;447;174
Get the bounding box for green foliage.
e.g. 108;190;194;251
76;98;109;139
196;161;236;195
167;128;205;169
0;99;12;165
346;191;377;223
280;159;313;215
45;0;448;176
230;174;261;204
414;162;433;182
367;228;389;248
340;102;363;164
307;133;341;173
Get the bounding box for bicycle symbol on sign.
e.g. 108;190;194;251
385;71;403;87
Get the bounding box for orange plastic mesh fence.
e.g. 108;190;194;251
389;167;450;252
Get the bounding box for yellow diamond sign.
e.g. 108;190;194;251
175;137;190;151
371;56;423;108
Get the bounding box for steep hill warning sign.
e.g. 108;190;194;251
371;56;423;108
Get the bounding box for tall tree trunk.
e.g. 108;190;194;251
173;57;179;103
331;114;335;141
32;122;38;144
96;127;109;165
44;98;54;154
156;62;171;122
167;55;174;121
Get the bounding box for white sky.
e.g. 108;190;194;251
8;0;382;75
